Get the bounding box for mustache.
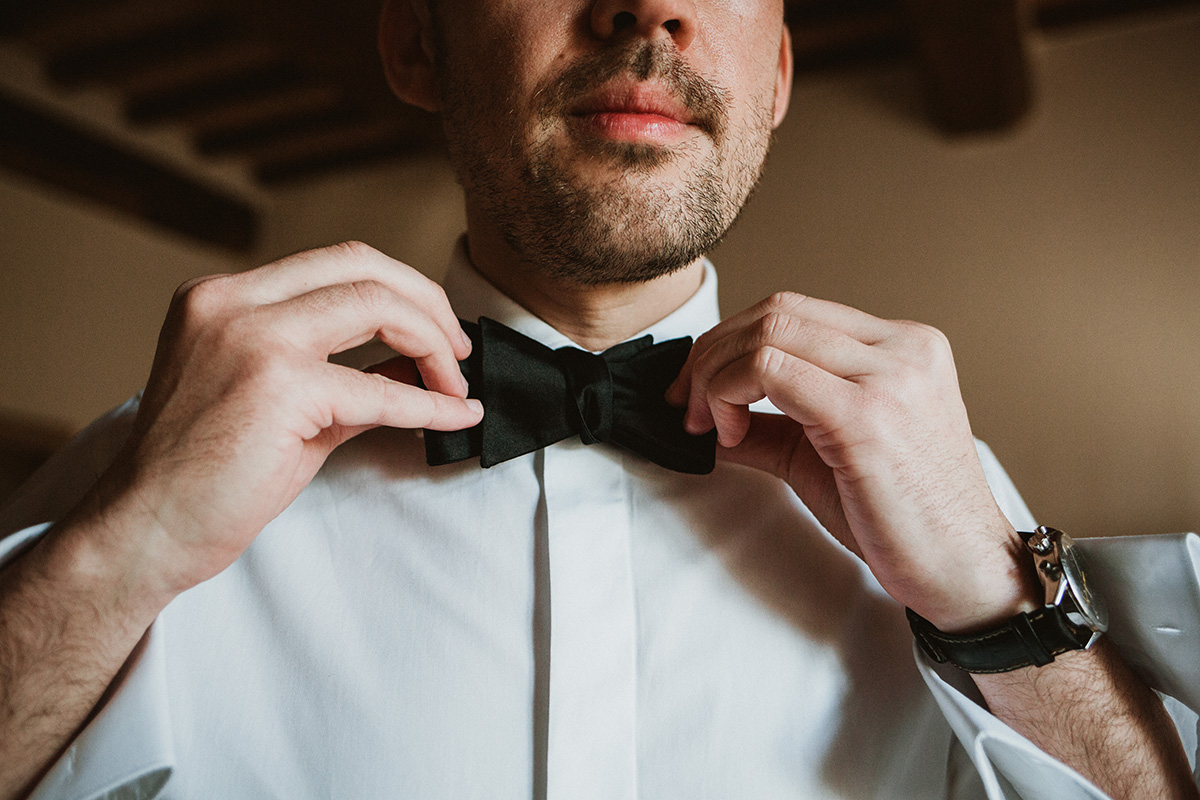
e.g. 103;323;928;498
539;40;729;142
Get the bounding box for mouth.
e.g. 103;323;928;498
569;81;702;146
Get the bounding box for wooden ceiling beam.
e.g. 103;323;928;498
126;63;316;123
91;40;284;98
196;108;360;155
902;0;1032;133
233;116;415;166
169;84;342;136
11;0;211;56
0;89;258;251
45;15;231;87
257;132;431;185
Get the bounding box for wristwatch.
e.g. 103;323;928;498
906;526;1109;674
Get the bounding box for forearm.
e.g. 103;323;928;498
975;641;1198;800
0;499;169;800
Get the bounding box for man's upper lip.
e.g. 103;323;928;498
570;82;696;125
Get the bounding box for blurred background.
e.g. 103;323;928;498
1;0;1197;538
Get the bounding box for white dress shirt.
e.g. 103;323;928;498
2;245;1199;800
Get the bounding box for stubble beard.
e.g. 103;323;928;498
437;37;775;286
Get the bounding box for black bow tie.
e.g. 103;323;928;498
424;317;716;474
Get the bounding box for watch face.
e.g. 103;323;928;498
1059;534;1109;633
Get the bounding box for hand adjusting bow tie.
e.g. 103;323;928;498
424;317;716;474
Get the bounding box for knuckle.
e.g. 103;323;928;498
410;276;451;319
172;275;230;327
346;279;388;312
760;291;806;315
370;370;399;406
751;345;785;376
410;387;438;427
688;329;717;361
692;343;723;385
328;240;378;264
899;320;948;348
425;280;451;310
172;276;208;304
905;321;954;366
753;311;791;346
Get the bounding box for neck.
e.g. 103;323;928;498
463;205;706;352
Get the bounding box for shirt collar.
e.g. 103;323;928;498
441;235;720;352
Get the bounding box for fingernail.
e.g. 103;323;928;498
459;328;472;349
460;374;470;395
466;398;483;415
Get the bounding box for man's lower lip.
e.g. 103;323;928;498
573;112;693;144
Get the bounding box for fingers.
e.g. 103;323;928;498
715;410;800;478
668;292;886;438
672;292;888;395
674;312;876;435
261;280;468;398
709;292;890;348
320;365;483;433
667;292;886;409
195;242;472;363
268;243;470;360
703;347;849;447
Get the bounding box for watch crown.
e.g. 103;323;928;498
1027;525;1059;556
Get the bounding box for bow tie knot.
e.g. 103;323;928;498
424;317;716;474
555;346;613;445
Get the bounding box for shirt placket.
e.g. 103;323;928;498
540;441;638;800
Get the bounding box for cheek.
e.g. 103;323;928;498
452;2;577;96
697;6;784;112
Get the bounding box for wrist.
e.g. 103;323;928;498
916;521;1042;635
43;479;187;628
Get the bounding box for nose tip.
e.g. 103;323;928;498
590;0;698;50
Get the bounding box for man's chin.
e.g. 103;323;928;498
601;142;673;171
547;160;701;212
519;226;710;287
553;126;708;179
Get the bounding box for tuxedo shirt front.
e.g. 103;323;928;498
3;247;1199;800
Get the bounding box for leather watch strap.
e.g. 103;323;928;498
906;606;1092;674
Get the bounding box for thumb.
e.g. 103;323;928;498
719;412;858;556
716;411;802;479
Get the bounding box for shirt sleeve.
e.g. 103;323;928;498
916;441;1200;799
1;395;178;800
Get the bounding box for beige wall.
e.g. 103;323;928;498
258;153;465;270
0;172;252;430
2;10;1198;537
